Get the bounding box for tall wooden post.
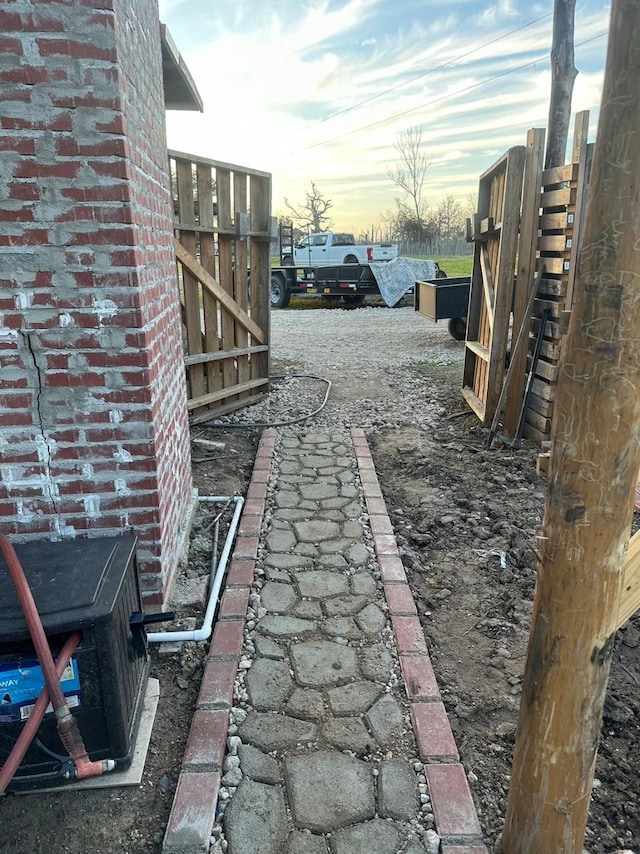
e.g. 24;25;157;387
501;2;640;852
545;0;578;170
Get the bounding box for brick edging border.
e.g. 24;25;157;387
163;427;487;853
162;429;277;854
350;428;487;853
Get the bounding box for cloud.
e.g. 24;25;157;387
160;0;610;229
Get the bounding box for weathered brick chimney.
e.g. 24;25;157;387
0;0;197;605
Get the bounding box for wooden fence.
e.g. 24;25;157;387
169;150;272;422
464;112;593;444
462;146;526;424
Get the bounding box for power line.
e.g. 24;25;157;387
309;12;553;127
304;32;608;152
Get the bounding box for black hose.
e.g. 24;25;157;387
198;373;332;430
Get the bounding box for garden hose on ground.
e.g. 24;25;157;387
199;373;332;430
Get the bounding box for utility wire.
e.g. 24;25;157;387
304;32;607;152
308;12;552;128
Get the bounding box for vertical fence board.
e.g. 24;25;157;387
234;172;250;396
250;174;271;386
503;127;546;436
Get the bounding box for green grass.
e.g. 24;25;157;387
408;255;474;277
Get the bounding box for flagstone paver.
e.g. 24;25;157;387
163;429;486;854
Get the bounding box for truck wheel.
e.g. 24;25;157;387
343;294;365;305
344;254;359;264
282;254;293;266
270;275;290;309
448;316;467;340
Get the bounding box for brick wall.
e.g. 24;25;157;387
0;0;194;605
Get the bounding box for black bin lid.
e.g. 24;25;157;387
0;536;138;640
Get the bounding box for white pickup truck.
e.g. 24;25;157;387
283;232;398;266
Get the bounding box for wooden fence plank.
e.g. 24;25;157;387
503;127;545;437
541;186;576;208
250;174;271;384
541;162;578;185
175;239;264;342
187;377;268;410
234;172;250;396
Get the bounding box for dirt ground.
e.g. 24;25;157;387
368;365;640;854
1;302;638;854
0;431;258;854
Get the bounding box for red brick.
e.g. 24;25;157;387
226;559;256;586
357;456;375;470
361;480;383;499
391;615;428;654
210;619;244;657
13;160;80;180
183;710;228;769
426;764;482;838
353;443;372;458
441;846;488;854
373;533;399;556
37;38;116;62
233;535;259;559
385;583;418;615
377;555;407;583
250;468;269;484
412;702;459;761
369;514;394;535
365;496;388;515
219;587;250;619
198;659;237;708
252;455;271;470
242;498;265;517
350;428;366;439
246;482;268;501
256;445;273;458
163;770;220;853
358;468;379;485
399;654;440;700
238;514;262;537
0;36;22;54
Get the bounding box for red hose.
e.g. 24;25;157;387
0;534;114;787
0;535;67;714
0;632;80;796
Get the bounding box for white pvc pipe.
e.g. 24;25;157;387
147;495;245;644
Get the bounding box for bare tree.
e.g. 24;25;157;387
283;182;333;232
463;193;478;220
388;126;431;223
435;195;465;241
545;0;578;169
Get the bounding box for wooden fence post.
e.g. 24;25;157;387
501;2;640;851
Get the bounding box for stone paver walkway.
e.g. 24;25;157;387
163;429;487;854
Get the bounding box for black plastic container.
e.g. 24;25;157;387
0;536;149;791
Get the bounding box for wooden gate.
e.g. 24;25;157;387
170;150;272;422
462;146;526;424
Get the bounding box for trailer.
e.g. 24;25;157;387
414;276;471;340
271;258;447;310
270;264;385;308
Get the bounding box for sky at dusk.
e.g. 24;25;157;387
158;0;611;232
